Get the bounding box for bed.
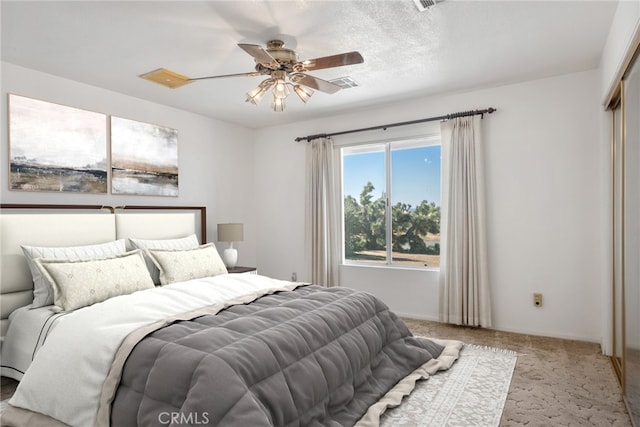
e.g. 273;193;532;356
0;204;462;426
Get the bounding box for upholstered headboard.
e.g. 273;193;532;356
0;204;206;338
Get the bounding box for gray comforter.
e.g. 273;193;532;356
111;285;444;426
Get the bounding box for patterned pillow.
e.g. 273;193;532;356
128;234;199;285
147;243;228;286
22;240;127;308
34;250;154;312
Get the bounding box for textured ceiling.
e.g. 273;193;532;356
1;1;618;128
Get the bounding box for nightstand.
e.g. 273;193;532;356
227;266;257;275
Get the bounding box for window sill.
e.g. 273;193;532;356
340;262;439;273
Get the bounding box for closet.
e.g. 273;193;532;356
610;43;640;426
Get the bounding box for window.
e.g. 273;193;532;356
342;137;441;268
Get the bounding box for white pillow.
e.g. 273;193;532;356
128;234;199;284
147;243;227;286
35;250;154;312
22;240;127;308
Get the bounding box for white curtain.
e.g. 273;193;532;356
439;116;492;327
306;137;341;287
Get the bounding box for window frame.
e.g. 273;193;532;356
340;134;441;270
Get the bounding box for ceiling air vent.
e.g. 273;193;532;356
329;76;359;89
413;0;445;12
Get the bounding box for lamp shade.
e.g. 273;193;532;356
217;223;243;242
294;85;313;103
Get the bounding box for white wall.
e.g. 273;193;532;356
255;69;604;342
1;62;258;267
0;63;610;343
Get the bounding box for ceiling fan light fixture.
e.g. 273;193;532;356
245;85;268;105
272;95;285;112
272;78;289;100
245;78;272;105
293;85;313;103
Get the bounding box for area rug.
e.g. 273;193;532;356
381;344;517;427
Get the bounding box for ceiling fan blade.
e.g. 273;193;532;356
139;68;194;89
238;43;280;69
189;71;261;81
296;74;341;94
299;51;364;71
140;68;260;88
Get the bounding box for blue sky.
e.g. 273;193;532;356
343;145;441;208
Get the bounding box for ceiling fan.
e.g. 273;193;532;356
140;40;364;112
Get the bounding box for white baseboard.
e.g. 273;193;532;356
398;313;601;345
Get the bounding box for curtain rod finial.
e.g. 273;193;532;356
295;133;328;143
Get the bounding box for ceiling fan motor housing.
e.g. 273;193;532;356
254;40;298;73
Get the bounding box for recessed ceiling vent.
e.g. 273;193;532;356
413;0;445;12
329;76;359;89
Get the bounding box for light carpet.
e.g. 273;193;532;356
381;344;517;427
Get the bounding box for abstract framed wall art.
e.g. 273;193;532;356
110;116;178;196
8;94;108;193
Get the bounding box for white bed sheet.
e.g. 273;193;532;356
1;305;66;381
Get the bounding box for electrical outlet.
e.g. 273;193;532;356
291;272;297;282
533;293;543;307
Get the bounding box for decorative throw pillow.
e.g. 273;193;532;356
128;234;199;285
22;240;127;308
34;250;154;312
146;243;228;286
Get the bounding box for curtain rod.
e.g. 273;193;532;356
294;107;496;142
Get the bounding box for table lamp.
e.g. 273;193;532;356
217;223;243;268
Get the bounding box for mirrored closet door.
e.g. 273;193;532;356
623;50;640;426
612;101;623;384
611;45;640;427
